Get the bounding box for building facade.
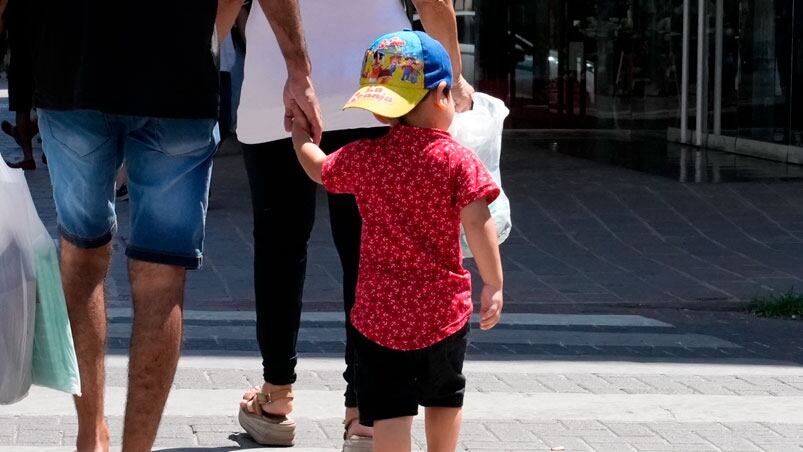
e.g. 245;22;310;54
449;0;803;163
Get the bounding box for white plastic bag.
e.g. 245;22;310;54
0;158;81;404
449;92;512;258
0;160;38;404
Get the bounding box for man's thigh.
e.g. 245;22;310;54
38;109;122;248
124;117;216;270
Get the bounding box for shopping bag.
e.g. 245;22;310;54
449;92;512;258
0;157;81;403
0;160;37;404
31;241;81;396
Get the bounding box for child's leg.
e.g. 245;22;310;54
424;407;462;452
374;416;414;452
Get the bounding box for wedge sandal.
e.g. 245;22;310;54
238;386;296;446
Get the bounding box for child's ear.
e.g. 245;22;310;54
434;81;450;111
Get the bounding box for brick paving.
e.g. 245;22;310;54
93;367;803;396
3;414;803;450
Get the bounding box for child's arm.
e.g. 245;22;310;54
461;199;503;330
290;106;325;184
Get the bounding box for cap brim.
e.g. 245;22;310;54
342;85;428;118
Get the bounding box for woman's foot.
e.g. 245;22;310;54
238;384;296;446
4;159;35;170
239;383;294;417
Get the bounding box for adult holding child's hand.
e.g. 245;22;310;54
283;73;322;144
220;0;476;449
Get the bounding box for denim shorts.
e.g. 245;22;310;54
355;322;469;426
38;109;217;269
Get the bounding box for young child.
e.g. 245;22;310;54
290;30;504;452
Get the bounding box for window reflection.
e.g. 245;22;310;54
454;0;803;151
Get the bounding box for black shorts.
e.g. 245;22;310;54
355;322;469;426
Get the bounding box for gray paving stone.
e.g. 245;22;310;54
625;438;678;451
485;422;540;442
536;436;595;451
154;423;196;439
205;369;250;388
195;431;234;446
560;420;611;431
517;420;570;435
535;375;590;393
602;422;656;437
191;423;244;433
756;445;803;452
15;429;61;446
635;376;698;394
764;424;803;439
0;424;14;438
178;415;237;426
152;437;198;447
458;423;500;442
461;440;545;450
495;374;552;393
172;369;214;390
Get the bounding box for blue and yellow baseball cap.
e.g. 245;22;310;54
343;30;453;118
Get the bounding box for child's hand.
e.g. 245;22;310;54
479;284;503;330
290;104;314;151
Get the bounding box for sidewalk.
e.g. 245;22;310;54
1;307;802;450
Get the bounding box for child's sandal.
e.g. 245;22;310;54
342;416;373;452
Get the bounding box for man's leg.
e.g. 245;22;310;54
61;240;112;452
121;261;185;451
119;116;217;450
38;108;121;452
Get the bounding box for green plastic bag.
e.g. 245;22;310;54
31;241;81;395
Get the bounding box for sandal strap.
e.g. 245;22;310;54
256;388;295;406
343;416;361;440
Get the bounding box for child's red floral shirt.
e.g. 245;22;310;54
322;125;499;350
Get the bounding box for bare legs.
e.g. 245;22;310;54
61;240;111;452
373;408;462;452
61;239;187;452
121;260;185;452
424;407;462;452
374;417;413;452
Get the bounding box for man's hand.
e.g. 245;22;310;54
284;73;323;145
479;284;503;330
452;74;475;113
290;104;313;151
257;0;323;144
